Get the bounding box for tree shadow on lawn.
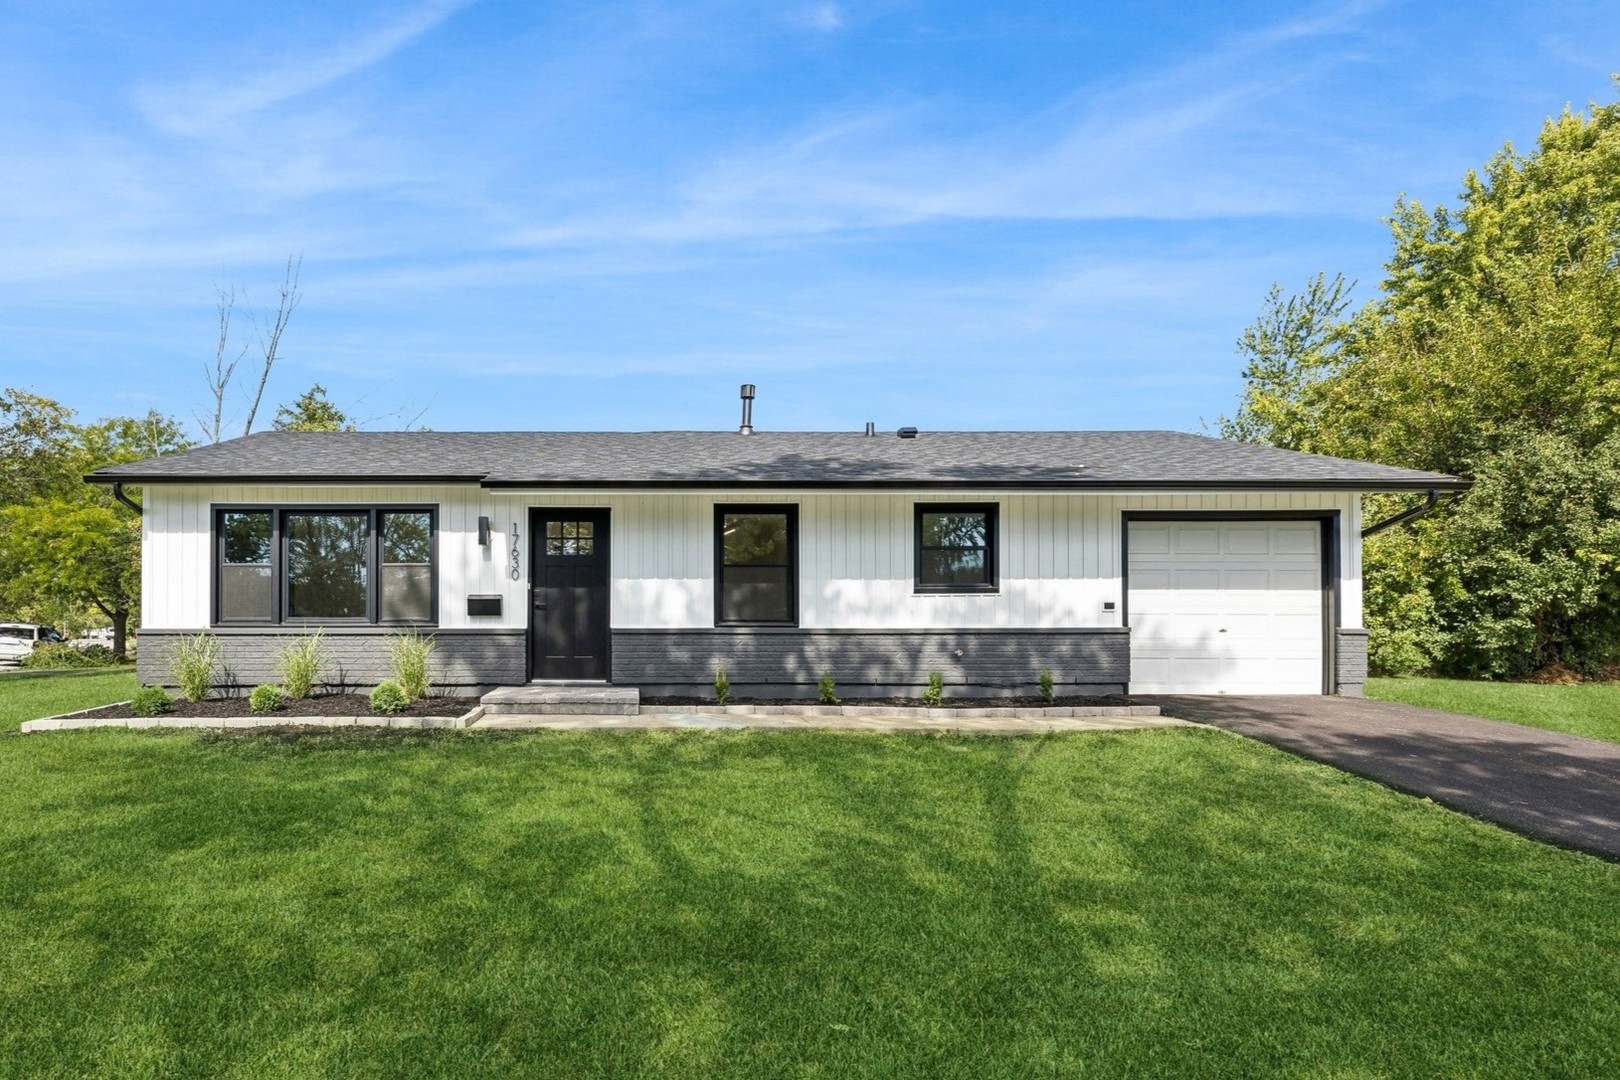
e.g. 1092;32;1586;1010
6;728;1620;1078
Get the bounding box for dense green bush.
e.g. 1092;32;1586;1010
20;643;116;669
922;671;944;707
370;680;410;715
713;667;730;705
249;684;286;715
130;686;172;717
1038;668;1055;703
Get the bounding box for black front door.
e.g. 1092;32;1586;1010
529;509;610;680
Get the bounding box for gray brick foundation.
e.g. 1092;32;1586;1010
611;627;1131;699
135;628;525;693
1335;629;1369;697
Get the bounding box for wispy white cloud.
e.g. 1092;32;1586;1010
799;4;845;32
136;0;476;138
508;1;1391;248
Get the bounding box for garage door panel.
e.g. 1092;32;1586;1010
1225;528;1271;554
1174;529;1220;554
1132;527;1171;554
1128;520;1325;695
1271;527;1319;554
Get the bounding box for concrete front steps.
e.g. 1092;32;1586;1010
480;683;641;716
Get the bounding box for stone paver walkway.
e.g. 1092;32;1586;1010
471;710;1192;735
1141;695;1620;861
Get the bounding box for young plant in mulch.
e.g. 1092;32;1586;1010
370;680;410;715
130;686;173;718
278;630;327;700
170;633;221;703
714;667;731;705
249;684;286;715
1039;668;1055;704
922;670;945;707
818;670;840;706
388;629;436;701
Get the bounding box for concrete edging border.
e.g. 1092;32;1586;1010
639;703;1159;719
21;703;478;734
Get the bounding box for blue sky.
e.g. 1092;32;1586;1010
3;1;1618;437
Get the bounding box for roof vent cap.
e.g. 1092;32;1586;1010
863;421;876;436
896;426;919;439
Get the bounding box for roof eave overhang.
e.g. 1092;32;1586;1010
478;477;1472;492
87;474;1472;492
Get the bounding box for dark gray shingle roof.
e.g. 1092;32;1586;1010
86;430;1468;491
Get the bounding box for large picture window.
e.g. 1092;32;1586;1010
715;505;797;625
915;504;998;593
214;507;437;625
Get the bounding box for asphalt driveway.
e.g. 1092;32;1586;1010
1140;695;1620;862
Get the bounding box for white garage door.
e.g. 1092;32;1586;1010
1128;521;1324;695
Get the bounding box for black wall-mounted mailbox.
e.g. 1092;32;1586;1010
467;595;503;617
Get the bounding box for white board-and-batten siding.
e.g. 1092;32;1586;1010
141;484;1363;631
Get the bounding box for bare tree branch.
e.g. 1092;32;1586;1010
198;286;247;444
241;254;303;437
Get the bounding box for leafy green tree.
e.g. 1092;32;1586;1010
0;389;79;504
1226;93;1620;677
0;393;190;659
273;384;354;432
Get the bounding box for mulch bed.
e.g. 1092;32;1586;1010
642;694;1138;708
76;695;479;721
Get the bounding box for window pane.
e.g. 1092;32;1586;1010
922;512;987;549
720;566;791;622
223;511;272;564
381;566;432;621
286;512;369;619
380;511;433;621
220;512;272;619
921;549;987;586
381;511;431;563
723;513;789;566
220;565;272;620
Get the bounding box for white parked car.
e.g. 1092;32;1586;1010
0;623;63;667
0;634;33;666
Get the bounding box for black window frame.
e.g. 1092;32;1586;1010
713;503;799;627
914;502;1000;594
212;505;438;627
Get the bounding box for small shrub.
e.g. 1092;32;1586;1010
1038;668;1055;704
130;686;173;717
278;631;327;700
922;670;944;707
171;633;221;703
388;629;436;701
21;643;114;669
249;684;286;715
714;667;731;705
818;670;839;706
370;680;410;715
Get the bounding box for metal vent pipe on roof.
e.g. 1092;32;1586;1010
864;421;875;436
739;384;755;435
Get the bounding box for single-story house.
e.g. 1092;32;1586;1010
89;415;1467;698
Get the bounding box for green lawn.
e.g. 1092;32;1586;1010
2;715;1617;1078
0;669;138;734
1368;676;1620;744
